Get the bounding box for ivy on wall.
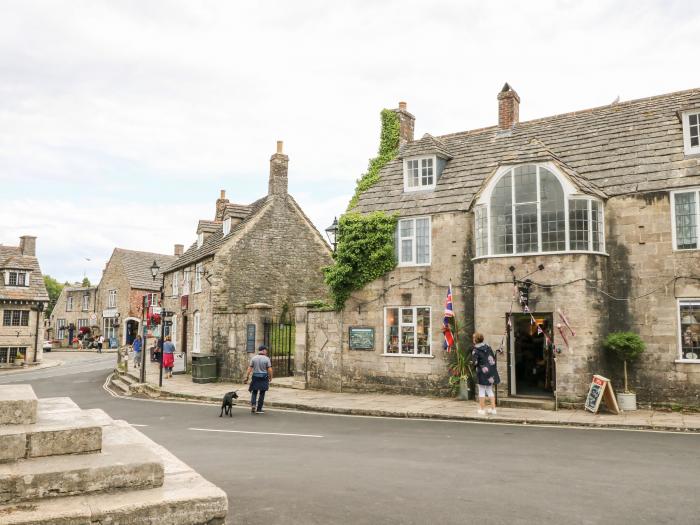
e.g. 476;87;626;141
347;109;400;210
323;211;398;310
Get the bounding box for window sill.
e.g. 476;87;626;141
472;250;609;261
397;263;431;268
403;186;436;193
382;353;434;358
675;359;700;364
672;247;699;252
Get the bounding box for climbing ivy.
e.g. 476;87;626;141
347;109;400;210
323;211;398;310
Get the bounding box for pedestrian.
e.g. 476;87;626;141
471;332;500;415
97;334;104;354
132;335;142;368
162;336;176;379
244;345;273;414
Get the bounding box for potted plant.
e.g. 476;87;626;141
603;332;646;411
14;352;25;366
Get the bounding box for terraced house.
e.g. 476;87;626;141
0;236;49;365
297;86;700;408
50;284;98;347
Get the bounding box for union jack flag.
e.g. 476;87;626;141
443;284;455;350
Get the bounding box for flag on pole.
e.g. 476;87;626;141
443;283;455;350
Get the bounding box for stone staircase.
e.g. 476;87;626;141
0;384;228;524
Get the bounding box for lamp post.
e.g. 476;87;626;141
150;260;165;387
325;216;339;252
33;301;44;363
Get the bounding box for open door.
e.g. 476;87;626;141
508;313;555;397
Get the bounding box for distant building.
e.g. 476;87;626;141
0;236;49;365
50;284;98;347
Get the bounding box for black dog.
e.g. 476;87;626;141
219;391;239;417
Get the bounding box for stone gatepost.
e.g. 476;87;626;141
292;302;313;389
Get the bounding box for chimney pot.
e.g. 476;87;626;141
215;189;230;221
398;101;407;111
174;244;184;257
269;141;289;196
497;82;520;130
220;189;226;199
19;236;36;257
276;140;283;154
393;102;415;147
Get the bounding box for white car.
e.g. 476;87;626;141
43;340;53;352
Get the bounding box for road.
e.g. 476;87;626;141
2;352;699;525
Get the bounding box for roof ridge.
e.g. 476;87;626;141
115;247;176;258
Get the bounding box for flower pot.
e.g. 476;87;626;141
616;392;637;411
457;378;474;400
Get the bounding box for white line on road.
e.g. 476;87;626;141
189;427;324;438
130;424;149;427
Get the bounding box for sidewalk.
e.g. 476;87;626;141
114;352;700;433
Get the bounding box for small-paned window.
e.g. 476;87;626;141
2;310;29;326
0;347;25;364
683;112;700;155
404;157;436;191
107;290;117;308
194;263;203;293
82;294;89;311
172;272;179;297
396;217;431;266
183;269;191;295
568;199;590;251
384;307;431;356
475;206;488;257
5;271;28;287
193;311;201;353
679;300;700;360
672;189;699;250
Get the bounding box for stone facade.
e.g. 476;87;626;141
50;285;98;347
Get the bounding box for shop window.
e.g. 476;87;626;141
679;300;700;360
384;306;431;356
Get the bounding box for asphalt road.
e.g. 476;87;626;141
3;352;699;525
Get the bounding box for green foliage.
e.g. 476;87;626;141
603;332;646;362
323;211;398;310
43;275;64;317
305;299;333;310
82;277;91;287
347;109;400;210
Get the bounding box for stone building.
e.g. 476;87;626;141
96;248;177;348
0;236;49;365
295;86;700;408
50;284;98;347
162;141;332;379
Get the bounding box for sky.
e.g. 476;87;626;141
1;0;698;284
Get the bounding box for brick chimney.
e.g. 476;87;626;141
19;236;36;257
393;101;415;147
174;244;184;257
498;83;520;130
268;140;288;196
215;189;229;221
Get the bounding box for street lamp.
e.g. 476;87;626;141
325;217;339;252
33;301;45;363
148;259;166;387
150;260;160;280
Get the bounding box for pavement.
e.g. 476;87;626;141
12;352;700;525
118;351;700;433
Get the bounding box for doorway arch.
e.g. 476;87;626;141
124;318;140;345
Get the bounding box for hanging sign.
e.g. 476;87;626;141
584;375;620;414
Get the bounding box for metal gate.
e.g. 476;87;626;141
263;317;295;377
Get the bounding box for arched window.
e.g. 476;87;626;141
474;164;604;257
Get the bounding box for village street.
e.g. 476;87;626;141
1;352;698;525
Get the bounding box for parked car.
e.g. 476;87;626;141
43;340;53;352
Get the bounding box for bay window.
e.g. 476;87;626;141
384;306;431;356
396;217;431;266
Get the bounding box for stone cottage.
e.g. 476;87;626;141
162;141;332;379
50;284;98;347
296;86;700;408
96;248;177;348
0;236;49;365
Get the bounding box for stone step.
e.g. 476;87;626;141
0;437;164;504
109;376;130;394
499;396;556;411
0;398;103;463
0;385;37;425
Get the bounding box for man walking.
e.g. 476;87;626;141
244;345;273;414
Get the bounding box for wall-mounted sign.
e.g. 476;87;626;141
102;308;117;318
246;324;256;353
349;327;375;350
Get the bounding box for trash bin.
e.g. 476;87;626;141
192;354;217;384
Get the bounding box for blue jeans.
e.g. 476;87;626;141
251;389;266;411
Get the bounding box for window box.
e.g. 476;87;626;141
384;306;432;356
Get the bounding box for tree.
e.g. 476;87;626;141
603;332;646;393
82;277;91;287
43;275;64;317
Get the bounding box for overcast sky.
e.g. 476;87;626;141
1;0;698;284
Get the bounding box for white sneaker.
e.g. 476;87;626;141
488;408;497;415
477;409;486;415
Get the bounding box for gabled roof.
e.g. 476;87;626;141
0;246;49;302
399;133;453;160
223;203;253;220
110;249;177;291
197;220;222;234
354;87;700;216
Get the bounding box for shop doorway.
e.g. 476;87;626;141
125;319;139;345
508;313;555;397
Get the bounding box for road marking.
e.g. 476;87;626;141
130;423;149;427
189;427;324;438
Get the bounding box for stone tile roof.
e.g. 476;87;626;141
223;203;253;220
165;196;269;273
355;87;700;216
399;133;453;159
0;246;49;302
197;220;222;234
112;249;177;291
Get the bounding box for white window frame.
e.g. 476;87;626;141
66;296;73;311
474;162;606;258
171;315;178;348
4;270;30;287
677;299;700;363
397;216;432;267
193;311;201;353
107;290;117;308
57;319;66;339
82;294;89;311
194;263;203;293
383;306;432;357
223;217;231;236
403;156;437;192
670;188;700;251
77;319;88;329
182;269;191;295
172;271;179;297
682;110;700;156
197;232;204;248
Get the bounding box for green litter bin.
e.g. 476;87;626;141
192;354;217;384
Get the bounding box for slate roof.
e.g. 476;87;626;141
399;133;453;159
111;249;177;291
0;245;49;302
224;203;253;220
354;87;700;216
197;220;222;234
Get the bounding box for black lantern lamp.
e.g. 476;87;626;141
150;259;160;281
325;217;339;251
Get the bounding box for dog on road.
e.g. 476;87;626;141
219;390;239;417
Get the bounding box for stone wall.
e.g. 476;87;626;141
50;288;98;347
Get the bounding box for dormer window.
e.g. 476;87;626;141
197;232;204;248
404;156;436;192
3;270;29;287
682;111;700;155
223;217;231;236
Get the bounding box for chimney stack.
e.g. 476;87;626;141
393;101;415;147
174;244;184;257
19;236;36;257
215;189;229;221
268;140;289;196
498;83;520;130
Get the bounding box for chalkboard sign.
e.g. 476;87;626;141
246;324;256;353
349;327;374;350
585;375;620;414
